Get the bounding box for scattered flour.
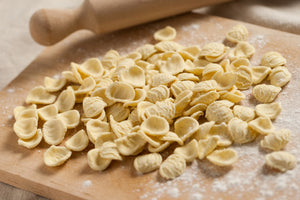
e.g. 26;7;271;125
7;88;15;93
82;180;92;189
166;187;180;198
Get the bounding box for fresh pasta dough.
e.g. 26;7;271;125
13;24;295;179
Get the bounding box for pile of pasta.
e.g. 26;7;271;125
13;25;296;179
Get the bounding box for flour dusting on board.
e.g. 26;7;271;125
137;21;300;200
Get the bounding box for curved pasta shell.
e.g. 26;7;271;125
268;66;291;87
212;71;236;91
38;104;58;121
74;76;96;95
151;73;177;87
161;131;183;145
160;53;185;75
228;118;257;144
235;66;253;90
174;117;199;142
207;148;238;166
183;103;207;116
171;81;195;98
106;103;130;122
231;58;250;71
229;41;255;60
251;66;271;84
95;77;113;89
155;41;183;52
13;118;38;139
233;105;255;122
144;99;175;123
219;88;245;103
43;118;67;145
65;130;89;151
202;63;224;81
148;141;170;153
134;153;162;174
62;71;79;84
57;110;80;129
208;123;232;147
193;80;218;93
174;139;198;162
55;86;75;112
26;86;56;105
141;116;169;136
44;145;72;167
18;129;43;149
83;97;107;118
110;116;133;138
193;121;215;140
177;73;199;81
94;132;116;148
261;51;286;68
184;60;204;75
86;119;110;143
137;44;157;60
146;85;170;103
226;24;248;43
175;90;193;115
14;105;37;120
255;102;281;120
260;129;290;151
119;66;145;87
98;141;122;160
154;26;176;41
91;87;115;106
15;108;38;121
159;154;186;180
252;84;281;103
179;46;201;61
87;148;112;171
190;90;219;106
105;82;135;103
200;42;225;57
205;101;234;123
198;136;219;159
44;77;66;92
102;50;120;69
265;151;296;172
78;58;104;78
115;132;146;156
126;51;142;61
124;88;146;107
248;116;274;135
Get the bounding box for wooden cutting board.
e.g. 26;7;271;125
0;13;299;200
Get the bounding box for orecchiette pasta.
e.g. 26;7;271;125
65;130;89;151
261;51;286;68
154;26;176;41
198;136;218;159
174;117;199;142
87;148;112;171
260;129;290;151
248;116;274;135
255;102;281;120
83;97;107;118
233;105;255;122
268;66;291;87
228;118;257;144
205;101;234;123
251;66;271;84
58;110;80;129
265;151;296;172
134;153;162;173
43;118;67;145
252;84;281;103
55;86;75;112
174;139;198;162
26;86;56;105
37;104;58;121
44;145;72;167
13;118;38;139
18;129;43;149
207;148;238;166
225;24;248;43
159;154;186;180
141;116;169;136
44;77;66;92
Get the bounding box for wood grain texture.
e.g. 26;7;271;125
0;13;300;200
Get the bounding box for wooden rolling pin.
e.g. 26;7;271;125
30;0;232;45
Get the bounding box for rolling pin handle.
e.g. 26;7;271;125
29;7;85;46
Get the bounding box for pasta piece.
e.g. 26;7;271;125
261;51;286;68
98;141;122;160
219;87;245;103
86;119;110;143
74;76;96;94
137;44;157;60
260;129;290;151
265;151;296;172
83;97;107;118
44;145;72;167
26;86;56;105
18;129;43;149
235;65;253;90
248;116;274;135
143;99;175;123
155;41;183;52
255;102;281;120
205;101;234;123
252;84;281;103
110;116;133;138
95;77;113;89
139;131;162;147
185;60;205;75
159;53;185;75
198;136;219;159
43;118;67;145
161;131;183;145
268;66;291;87
126;51;142;61
229;41;255;60
91;87;115;106
251;66;271;84
207;148;238;166
202;63;224;81
115;132;146;156
190;90;219;106
183;103;207;116
175;90;193;115
65;130;89;151
58;110;80;129
78;58;104;78
220;59;231;72
228;118;257;144
199;42;227;62
193;80;218;93
231;58;250;71
119;65;145;87
94;132;116;148
225;24;248;43
174;117;199;142
123;88;146;107
208;123;232;147
159;154;186;180
212;71;236;91
193;121;215;140
151;73;177;87
101;50;119;69
13;118;38;139
62;71;79;83
233;105;255;122
38;104;58;121
14;104;37;120
55;86;75;112
117;58;135;68
106;103;130;122
87;148;112;171
105;82;135;103
179;46;201;60
177;73;199;81
174;139;198;162
146;85;170;103
148;141;171;153
154;26;176;41
216;100;234;108
134;153;162;173
171;81;195;98
15;109;38;121
141;116;169;136
44;77;66;92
